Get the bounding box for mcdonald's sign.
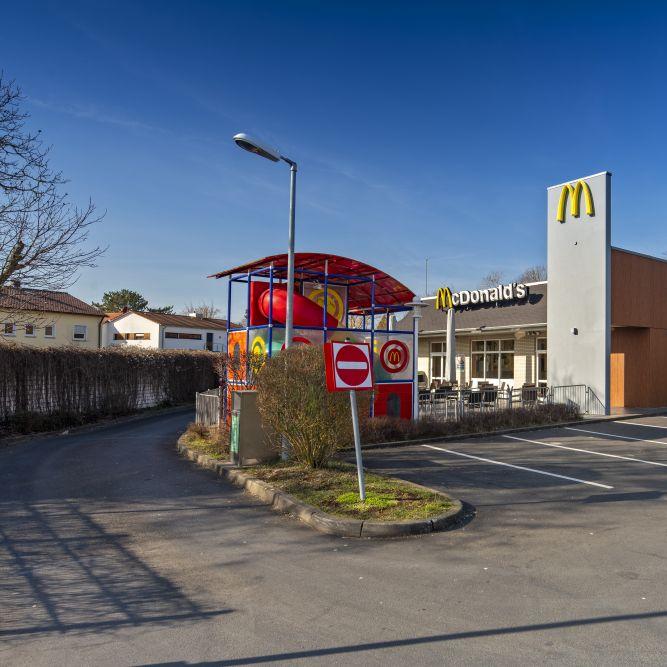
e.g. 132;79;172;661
556;180;594;223
435;286;454;310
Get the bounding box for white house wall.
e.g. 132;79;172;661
161;326;226;351
104;314;161;349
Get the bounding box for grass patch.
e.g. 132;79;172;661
246;461;452;521
181;421;230;460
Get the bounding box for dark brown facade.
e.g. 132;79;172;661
611;248;667;407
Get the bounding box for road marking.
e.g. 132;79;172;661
565;427;667;445
422;444;613;489
504;435;667;468
615;421;667;430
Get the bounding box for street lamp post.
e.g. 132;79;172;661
233;133;298;349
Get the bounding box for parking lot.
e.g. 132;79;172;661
363;415;667;511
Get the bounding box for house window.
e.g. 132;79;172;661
537;337;547;383
73;325;87;341
165;331;201;340
429;341;447;383
25;324;35;337
3;323;15;336
132;332;149;340
44;324;55;338
472;339;515;382
114;333;126;340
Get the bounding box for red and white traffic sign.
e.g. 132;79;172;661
324;341;374;392
380;339;409;374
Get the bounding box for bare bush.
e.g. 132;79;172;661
362;403;579;444
255;345;369;468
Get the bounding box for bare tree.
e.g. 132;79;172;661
0;75;104;291
183;301;221;319
516;265;547;283
479;270;505;289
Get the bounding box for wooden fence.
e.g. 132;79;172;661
196;389;220;426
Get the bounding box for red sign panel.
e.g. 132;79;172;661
380;339;409;373
324;342;374;392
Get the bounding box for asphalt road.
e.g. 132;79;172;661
2;410;667;666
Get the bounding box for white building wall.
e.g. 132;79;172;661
162;326;226;352
104;314;160;349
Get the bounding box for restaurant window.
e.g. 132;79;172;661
472;339;515;381
73;325;87;341
537;337;547;383
429;341;446;383
3;322;15;336
44;324;55;338
25;323;35;337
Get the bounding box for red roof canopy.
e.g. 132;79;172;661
209;253;415;311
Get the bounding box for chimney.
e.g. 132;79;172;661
188;312;203;318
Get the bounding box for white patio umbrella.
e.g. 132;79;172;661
444;306;456;382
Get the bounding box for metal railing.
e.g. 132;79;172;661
419;383;604;420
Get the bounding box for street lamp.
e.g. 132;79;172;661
233;133;298;349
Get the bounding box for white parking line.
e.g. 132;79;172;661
504;435;667;468
422;444;613;489
615;421;667;430
565;426;667;445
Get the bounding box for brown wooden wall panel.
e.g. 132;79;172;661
612;249;667;329
649;328;667;407
610;327;651;407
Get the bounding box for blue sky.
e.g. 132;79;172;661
2;1;667;319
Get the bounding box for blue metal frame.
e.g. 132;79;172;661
225;260;417;414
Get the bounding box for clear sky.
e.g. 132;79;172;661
2;1;666;319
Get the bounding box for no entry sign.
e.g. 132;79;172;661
324;342;373;392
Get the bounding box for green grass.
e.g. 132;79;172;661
246;461;452;521
181;423;229;460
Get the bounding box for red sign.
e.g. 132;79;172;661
324;342;374;392
380;339;409;373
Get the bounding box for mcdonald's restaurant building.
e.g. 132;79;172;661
412;172;667;412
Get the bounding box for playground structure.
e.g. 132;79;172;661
210;253;417;419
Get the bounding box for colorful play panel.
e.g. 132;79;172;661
210;253;417;418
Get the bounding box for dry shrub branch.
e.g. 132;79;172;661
255;345;369;468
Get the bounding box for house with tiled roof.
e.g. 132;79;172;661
102;310;227;352
0;286;105;348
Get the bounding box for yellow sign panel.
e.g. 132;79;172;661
306;286;345;323
556;180;594;223
435;286;453;310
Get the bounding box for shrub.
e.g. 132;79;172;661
255;345;369;468
361;402;580;444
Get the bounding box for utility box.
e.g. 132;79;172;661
230;390;277;466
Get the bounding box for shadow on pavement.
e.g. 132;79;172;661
139;610;667;665
0;500;232;639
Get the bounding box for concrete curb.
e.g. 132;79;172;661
1;404;194;448
176;435;466;538
349;411;667;452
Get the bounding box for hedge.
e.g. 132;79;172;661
0;344;217;434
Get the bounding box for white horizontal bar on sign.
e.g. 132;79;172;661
422;444;613;489
504;435;667;468
337;361;367;370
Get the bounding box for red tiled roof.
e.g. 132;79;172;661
116;311;228;330
0;287;104;317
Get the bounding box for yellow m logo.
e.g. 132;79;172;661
557;180;594;223
435;286;453;310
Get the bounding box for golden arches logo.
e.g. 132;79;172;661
435;286;453;311
308;288;345;323
250;335;266;357
556;180;594;223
